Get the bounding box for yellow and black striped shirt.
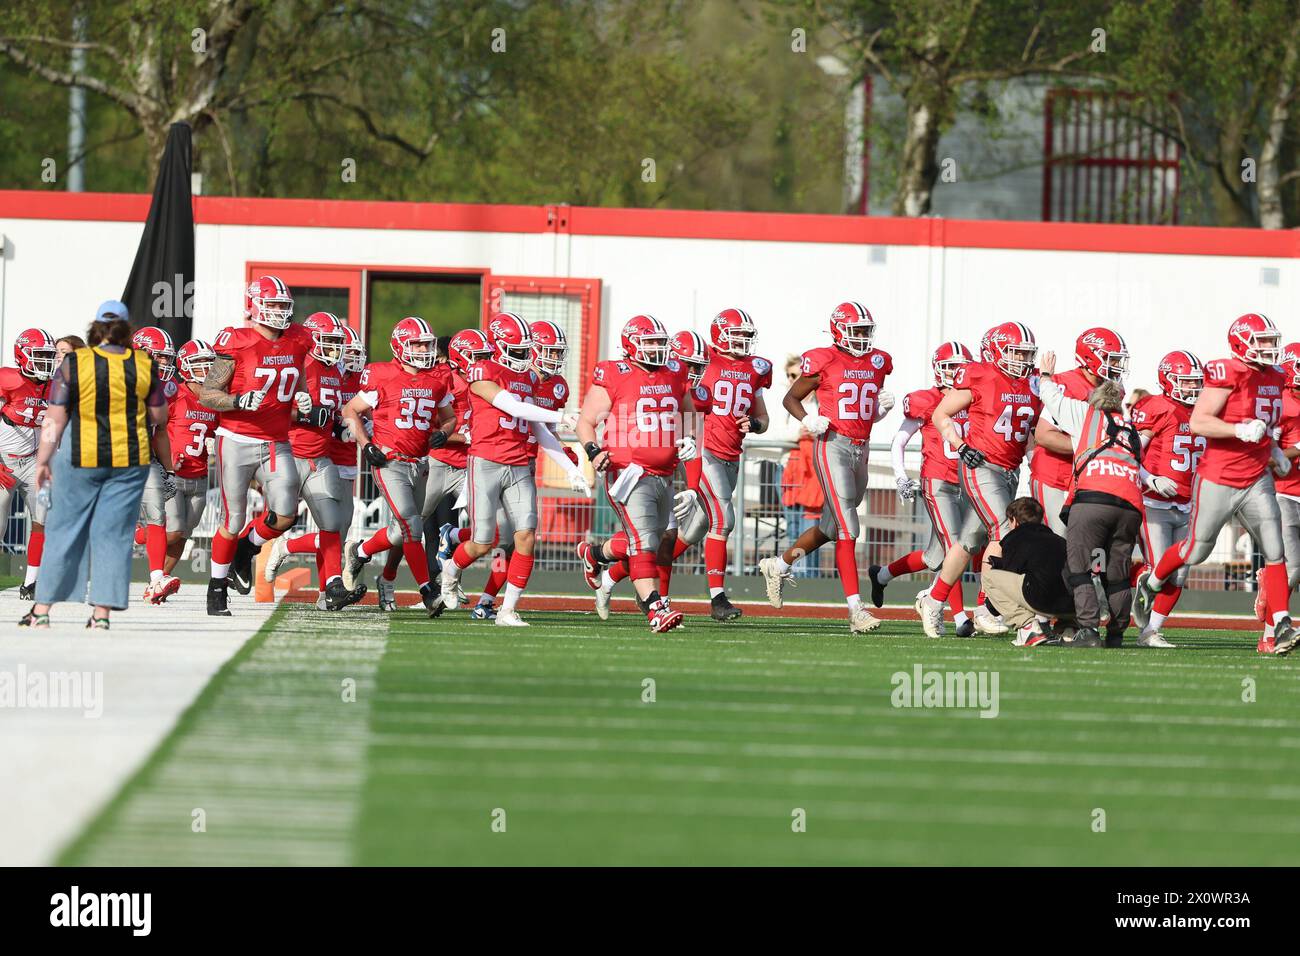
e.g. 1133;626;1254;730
66;346;154;468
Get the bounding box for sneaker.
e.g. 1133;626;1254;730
648;598;684;634
377;575;397;612
230;535;258;595
86;616;110;631
1069;627;1103;648
438;522;459;564
324;578;366;611
710;593;743;622
441;564;469;609
1016;621;1051;647
438;563;462;610
343;540;370;591
207;579;231;617
1255;568;1268;623
595;585;612;621
954;617;976;638
972;605;1008;635
576;541;602;591
264;536;290;583
1274;616;1300;656
758;556;794;609
867;565;887;608
471;602;497;621
1024;629;1050;648
496;608;530;627
18;605;48;628
315;591;328;611
1138;630;1175;648
18;582;35;601
914;592;945;638
421;583;444;619
849;606;882;634
151;575;181;604
142;581;155;604
1259;636;1277;654
1132;570;1156;631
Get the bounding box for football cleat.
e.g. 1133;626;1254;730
594;585;612;621
915;592;945;638
437;523;459;565
315;591;328;611
230;535;257;595
647;598;684;634
142;582;155;604
710;593;743;622
757;556;794;609
849;606;882;634
207;579;231;617
421;583;444;619
264;536;290;583
1138;630;1175;648
471;602;497;621
495;608;529;627
972;605;1008;635
1259;636;1277;654
437;566;461;612
18;582;35;601
866;565;887;608
577;541;602;591
1273;616;1300;656
1255;568;1267;622
343;540;370;591
324;578;366;611
955;617;976;638
377;575;397;612
151;575;181;604
1131;570;1155;631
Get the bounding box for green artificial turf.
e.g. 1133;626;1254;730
61;602;1300;866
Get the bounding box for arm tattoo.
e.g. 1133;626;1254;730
199;357;239;412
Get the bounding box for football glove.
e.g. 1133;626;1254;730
305;405;333;429
1144;474;1178;498
294;391;313;416
1235;419;1268;444
876;390;895;419
673;489;700;522
560;411;581;433
896;476;920;502
568;470;593;497
429;429;449;450
0;462;14;491
804;414;831;437
160;469;177;502
675;435;698;462
363;443;389;468
235;390;265;412
957;443;986;468
563;446;579;466
1272;445;1293;477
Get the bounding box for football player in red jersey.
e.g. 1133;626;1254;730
867;342;987;636
575;314;696;633
159;340;218;593
200;276;318;614
263;313;366;611
1135;314;1299;653
1029;327;1129;534
1275;344;1300;621
918;321;1043;638
756;302;894;634
341;316;455;615
130;327;182;604
1126;351;1207;647
0;327;57;600
438;312;587;626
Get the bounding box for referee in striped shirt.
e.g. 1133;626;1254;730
20;301;172;629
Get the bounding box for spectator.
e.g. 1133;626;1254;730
19;301;172;630
775;354;824;576
982;497;1074;646
54;334;87;372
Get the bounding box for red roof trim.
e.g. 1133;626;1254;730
1;189;1295;258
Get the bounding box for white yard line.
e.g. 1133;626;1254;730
0;584;276;866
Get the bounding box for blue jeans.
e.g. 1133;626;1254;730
35;442;150;610
783;505;824;577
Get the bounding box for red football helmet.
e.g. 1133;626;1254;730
303;312;347;365
14;327;57;381
177;339;217;384
671;330;710;385
829;301;875;357
530;320;568;376
931;340;973;388
340;325;366;373
710;308;756;357
390;316;437;369
131;326;176;381
244;275;294;330
486;312;533;372
1281;343;1300;389
1228;312;1282;367
620;314;671;367
1156;350;1204;406
1075;327;1129;382
980;321;1038;378
448;328;493;376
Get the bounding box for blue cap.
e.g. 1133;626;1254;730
96;299;129;322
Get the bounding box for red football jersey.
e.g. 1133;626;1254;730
527;372;570;460
902;386;968;483
1198;356;1285;488
697;352;773;461
800;346;893;441
429;371;471;469
329;369;362;467
593;357;691;476
0;367;50;456
212;323;312;442
1277;389;1300;497
1131;393;1203;505
359;359;453;460
289;357;347;459
952;361;1042;469
168;382;219;479
467;359;538;466
1029;366;1093;491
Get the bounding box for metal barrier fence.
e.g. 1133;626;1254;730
1;437;1264;593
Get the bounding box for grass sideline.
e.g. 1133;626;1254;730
59;602;1300;866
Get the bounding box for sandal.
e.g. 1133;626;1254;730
18;607;50;628
86;616;110;631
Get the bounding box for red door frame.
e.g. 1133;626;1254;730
245;262;363;334
483;275;603;391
